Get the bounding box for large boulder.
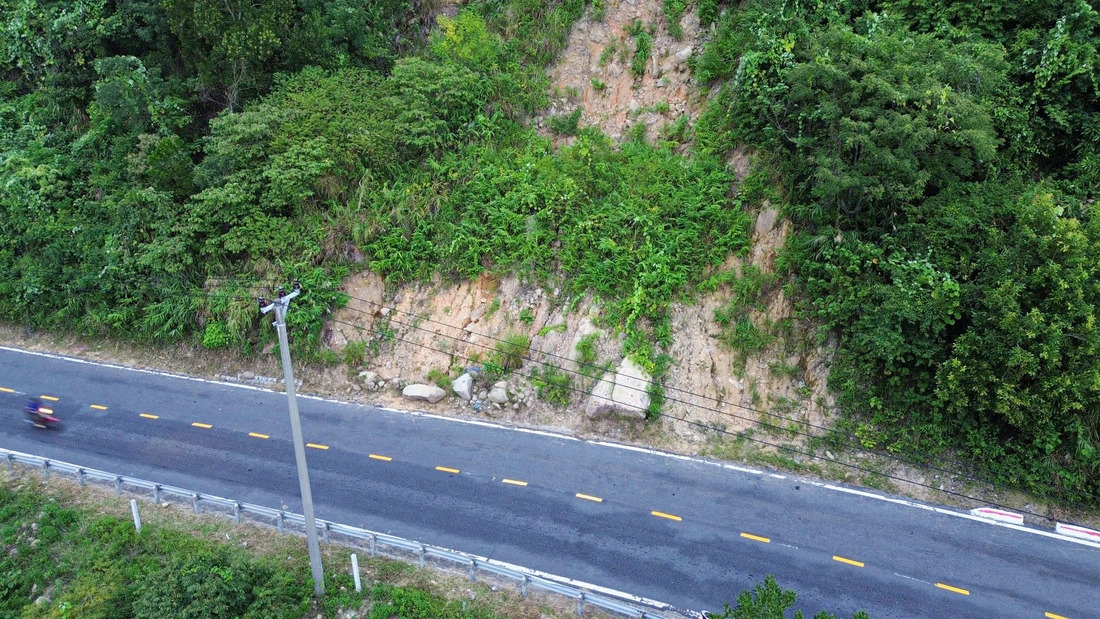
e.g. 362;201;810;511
402;383;447;404
452;373;473;401
584;357;651;419
610;357;650;418
584;375;616;418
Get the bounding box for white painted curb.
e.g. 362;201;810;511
1055;523;1100;542
968;507;1024;525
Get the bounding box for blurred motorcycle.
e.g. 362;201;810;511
24;401;60;429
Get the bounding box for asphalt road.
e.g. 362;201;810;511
1;345;1097;618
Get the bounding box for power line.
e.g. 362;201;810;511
199;275;1034;505
322;314;1070;526
331;296;1001;488
210;276;995;479
35;274;1061;511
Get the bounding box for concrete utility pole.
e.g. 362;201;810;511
260;281;324;596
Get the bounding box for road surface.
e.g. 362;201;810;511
1;346;1097;618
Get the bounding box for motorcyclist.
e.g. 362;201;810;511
25;398;51;425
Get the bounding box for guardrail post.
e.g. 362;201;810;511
5;453;12;471
418;545;425;568
115;476;122;495
469;559;476;582
153;484;161;505
521;575;529;599
234;502;242;524
576;592;585;617
130;499;142;533
192;493;200;514
77;468;85;486
277;511;285;533
42;460;50;479
350;554;362;593
369;534;376;557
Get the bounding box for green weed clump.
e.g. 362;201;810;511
492;333;531;372
547;108;583;135
662;0;687;39
530;364;573;406
626;20;653;77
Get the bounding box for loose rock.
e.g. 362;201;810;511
402;384;447;404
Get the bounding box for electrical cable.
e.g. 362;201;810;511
321;313;1076;526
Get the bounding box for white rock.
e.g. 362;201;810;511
610;357;651;418
452;373;473;401
584;375;616;418
675;46;693;63
402;384;446;404
493;380;508;389
755;206;780;237
358;370;378;384
488;387;509;404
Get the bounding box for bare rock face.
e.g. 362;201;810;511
402;383;446;404
452;373;473;401
610;357;650;418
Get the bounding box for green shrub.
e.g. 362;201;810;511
531;364;573;406
547;108;582;136
662;0;686;39
427;367;453;390
575;333;599;368
343;340;367;366
202;322;231;350
492;333;530;371
519;307;535;324
629;24;652;77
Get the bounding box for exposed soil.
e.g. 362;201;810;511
540;0;705;145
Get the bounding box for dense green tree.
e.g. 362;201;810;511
712;575;871;619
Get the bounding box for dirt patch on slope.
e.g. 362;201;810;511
541;0;705;144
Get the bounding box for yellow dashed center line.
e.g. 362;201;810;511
935;583;970;596
139;413;159;419
191;422;212;429
1045;612;1070;619
651;510;682;521
0;387;13;393
90;404;107;410
248;432;269;439
306;443;329;450
435;466;459;474
833;556;864;568
740;532;771;543
502;479;528;486
575;493;603;503
40;395;59;401
369;454;392;462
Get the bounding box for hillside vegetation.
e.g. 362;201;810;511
1;0;1098;505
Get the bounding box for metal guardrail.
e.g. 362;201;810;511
1;448;674;618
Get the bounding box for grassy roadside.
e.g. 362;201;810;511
0;467;599;619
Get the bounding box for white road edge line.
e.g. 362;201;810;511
3;344;1096;549
0;447;691;619
819;483;1100;550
